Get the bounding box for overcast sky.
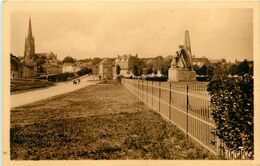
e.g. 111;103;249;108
11;2;253;62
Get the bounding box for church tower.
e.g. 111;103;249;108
24;18;35;58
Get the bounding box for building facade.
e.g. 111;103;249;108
114;54;133;78
11;54;22;79
98;58;113;80
62;63;82;73
192;56;209;67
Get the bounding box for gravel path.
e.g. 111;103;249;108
11;75;100;108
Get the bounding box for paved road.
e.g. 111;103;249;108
11;75;100;108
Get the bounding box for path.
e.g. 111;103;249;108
11;75;100;108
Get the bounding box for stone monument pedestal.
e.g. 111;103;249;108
168;68;196;82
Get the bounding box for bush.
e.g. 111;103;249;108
77;68;92;76
48;73;75;82
145;76;168;82
207;74;253;157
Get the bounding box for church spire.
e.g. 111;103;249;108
27;18;33;38
24;17;35;57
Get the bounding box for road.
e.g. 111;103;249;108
11;75;100;108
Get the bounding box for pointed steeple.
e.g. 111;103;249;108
24;17;35;57
27;17;33;38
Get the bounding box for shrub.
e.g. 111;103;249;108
207;74;253;157
77;68;92;76
145;76;168;82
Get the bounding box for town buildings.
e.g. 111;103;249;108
11;18;62;79
98;58;113;80
114;54;133;77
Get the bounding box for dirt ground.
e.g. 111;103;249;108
10;81;216;160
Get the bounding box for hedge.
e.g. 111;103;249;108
207;74;253;157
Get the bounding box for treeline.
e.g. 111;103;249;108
124;55;173;77
194;59;253;77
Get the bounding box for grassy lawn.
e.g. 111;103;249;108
11;82;216;160
11;80;55;94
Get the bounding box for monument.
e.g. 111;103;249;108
168;30;196;82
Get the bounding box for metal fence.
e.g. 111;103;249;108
122;78;220;155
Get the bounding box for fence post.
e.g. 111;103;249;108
169;82;171;120
186;84;189;138
152;81;153;110
159;81;161;113
147;80;148;106
142;79;143;102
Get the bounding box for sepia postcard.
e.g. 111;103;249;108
2;1;260;166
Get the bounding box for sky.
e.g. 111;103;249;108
10;2;253;62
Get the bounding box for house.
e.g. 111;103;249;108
98;58;113;80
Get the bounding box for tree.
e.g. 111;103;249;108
236;59;249;76
153;69;158;75
128;55;139;69
62;56;76;63
132;65;139;76
36;55;47;73
116;65;121;75
145;68;153;75
197;65;207;76
77;67;92;76
207;73;253;156
160;57;172;76
207;65;215;77
229;64;237;75
92;57;102;65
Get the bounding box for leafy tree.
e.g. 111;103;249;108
128;55;144;76
229;64;237;75
145;68;153;75
62;56;76;63
36;55;47;73
77;67;92;76
207;65;215;76
193;65;200;74
92;57;102;65
153;69;158;75
128;55;139;69
132;65;139;76
197;65;207;76
207;73;253;157
236;59;249;76
160;57;172;76
116;65;121;75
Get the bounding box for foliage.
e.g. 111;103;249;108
132;65;139;76
159;56;172;76
92;57;103;65
48;72;75;82
129;55;144;76
207;73;253;157
77;67;92;76
116;65;121;75
196;65;207;75
236;60;250;75
62;56;76;64
35;55;47;73
11;80;55;92
144;67;153;75
128;55;139;69
145;76;168;82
